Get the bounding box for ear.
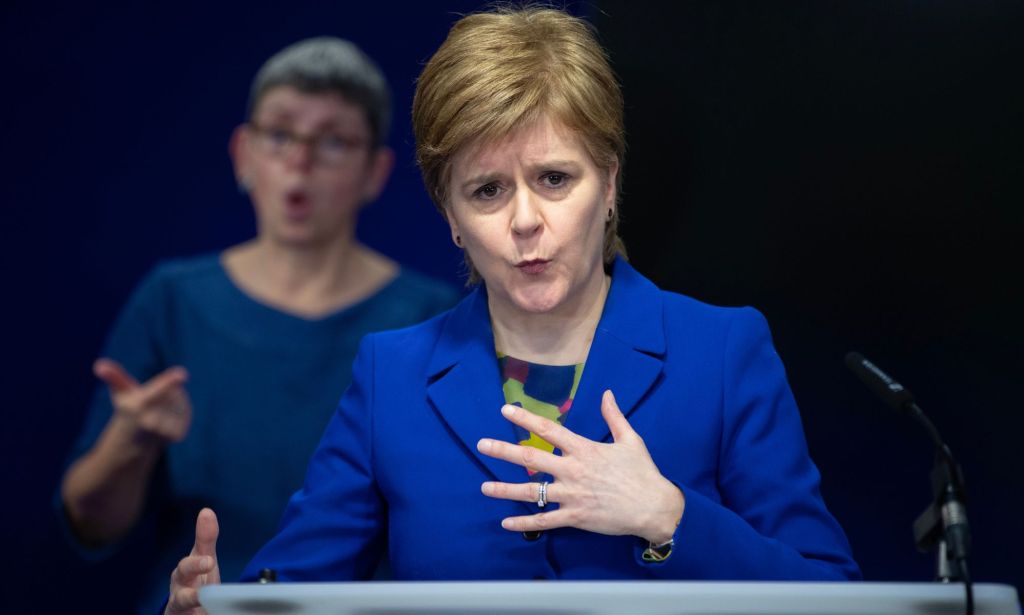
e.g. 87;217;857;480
360;146;395;203
444;207;461;247
228;125;251;188
603;159;620;213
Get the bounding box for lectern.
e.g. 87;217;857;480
200;581;1020;615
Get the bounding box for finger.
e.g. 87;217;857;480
499;404;582;452
481;480;558;504
192;508;219;558
160;388;191;418
93;358;139;393
600;390;635;443
500;509;573;533
139;366;190;402
174;555;215;584
169;586;201;612
477;437;562;476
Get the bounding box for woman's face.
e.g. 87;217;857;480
231;86;391;247
446;115;617;318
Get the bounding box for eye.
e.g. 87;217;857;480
540;172;570;188
473;183;503;200
263;127;292;147
318;134;351;153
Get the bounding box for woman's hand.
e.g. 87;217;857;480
94;358;192;444
477;390;685;544
59;359;193;546
166;508;220;615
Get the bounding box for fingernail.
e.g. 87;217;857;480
501;405;516;418
481;482;495;495
477;439;492;452
501;518;513;530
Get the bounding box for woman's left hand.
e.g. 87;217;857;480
477;390;685;544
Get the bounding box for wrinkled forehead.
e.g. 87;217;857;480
452;115;591;173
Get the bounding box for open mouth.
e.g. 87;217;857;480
284;189;312;218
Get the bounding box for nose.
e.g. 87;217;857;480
510;189;542;237
284;140;315;172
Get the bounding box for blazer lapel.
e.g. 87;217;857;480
426;287;525;488
564;258;667;445
425;259;667;502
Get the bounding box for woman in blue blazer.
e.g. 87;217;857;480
167;8;858;611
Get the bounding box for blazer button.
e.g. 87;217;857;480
522;530;543;541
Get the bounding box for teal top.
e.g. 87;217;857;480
58;253;459;614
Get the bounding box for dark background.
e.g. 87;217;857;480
3;1;1021;611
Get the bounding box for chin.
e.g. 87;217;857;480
509;285;568;314
272;228;329;248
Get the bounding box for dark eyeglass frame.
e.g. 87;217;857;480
247;122;373;166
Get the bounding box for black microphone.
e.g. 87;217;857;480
845;351;972;604
844;351;915;414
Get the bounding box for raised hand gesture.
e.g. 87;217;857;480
95;358;192;443
477;390;684;545
167;508;221;615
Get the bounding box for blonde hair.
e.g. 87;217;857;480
413;6;627;282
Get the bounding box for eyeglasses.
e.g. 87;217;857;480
247;122;371;166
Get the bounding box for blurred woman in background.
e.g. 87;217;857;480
59;37;458;614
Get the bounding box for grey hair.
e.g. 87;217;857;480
247;37;391;146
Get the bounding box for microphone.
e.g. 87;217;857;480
844;351;915;414
845;351;972;603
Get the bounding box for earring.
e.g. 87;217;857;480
607;208;614;221
455;235;462;246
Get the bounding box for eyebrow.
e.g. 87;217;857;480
458;160;585;191
255;107;364;131
459;174;502;192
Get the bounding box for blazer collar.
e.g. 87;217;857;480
563;257;666;446
425;257;666;491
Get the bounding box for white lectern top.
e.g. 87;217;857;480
199;581;1020;615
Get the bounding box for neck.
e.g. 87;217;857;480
252;233;358;291
224;231;396;318
489;270;610;365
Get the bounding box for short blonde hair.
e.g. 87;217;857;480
413;6;627;281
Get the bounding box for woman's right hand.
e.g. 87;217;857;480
94;358;192;444
167;508;220;615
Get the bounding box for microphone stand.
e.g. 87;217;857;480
906;404;972;613
845;354;973;615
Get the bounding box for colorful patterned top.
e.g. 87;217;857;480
498;354;585;483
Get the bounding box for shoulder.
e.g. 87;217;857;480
352;289;468;378
351;267;461;327
661;289;768;335
136;252;224;294
388;268;462;308
117;253;224;315
362;305;451;356
612;258;768;342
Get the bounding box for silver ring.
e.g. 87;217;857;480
536;481;548;508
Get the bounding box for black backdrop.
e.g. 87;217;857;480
595;0;1023;592
2;1;1021;611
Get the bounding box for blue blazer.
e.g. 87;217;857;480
241;258;860;581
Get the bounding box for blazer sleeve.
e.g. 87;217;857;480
239;334;386;582
638;307;861;580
